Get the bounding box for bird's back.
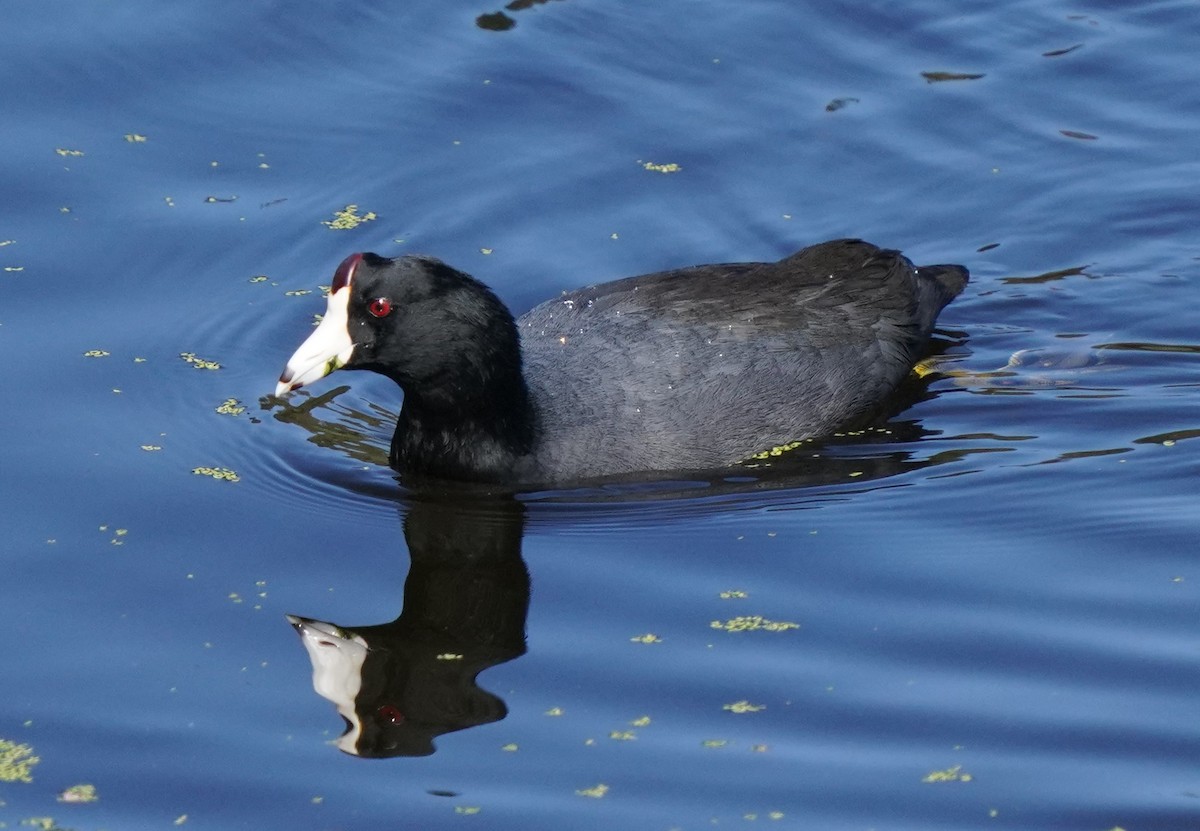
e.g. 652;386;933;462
516;239;966;481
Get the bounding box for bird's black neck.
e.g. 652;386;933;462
388;368;537;484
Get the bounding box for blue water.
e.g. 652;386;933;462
3;0;1199;829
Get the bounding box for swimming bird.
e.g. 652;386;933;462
275;239;967;485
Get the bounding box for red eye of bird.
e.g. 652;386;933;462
377;704;405;725
368;297;393;318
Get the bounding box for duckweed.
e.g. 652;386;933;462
180;352;221;370
922;764;972;783
20;818;71;831
0;738;39;782
723;700;765;714
710;616;799;633
192;466;240;482
745;439;811;461
322;204;377;230
215;398;245;416
57;783;98;803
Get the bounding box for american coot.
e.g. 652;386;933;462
275;239;967;484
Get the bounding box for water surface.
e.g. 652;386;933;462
2;1;1198;829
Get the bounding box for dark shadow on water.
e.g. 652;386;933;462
476;0;564;32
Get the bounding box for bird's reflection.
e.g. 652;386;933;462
288;495;529;757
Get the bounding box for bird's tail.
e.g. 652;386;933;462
914;263;969;330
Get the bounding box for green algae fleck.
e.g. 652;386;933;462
0;738;39;782
192;466;240;482
922;764;972;783
180;352;221;370
57;783;98;803
641;161;681;173
710;615;799;633
322;205;377;230
215;398;246;416
723;700;766;714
